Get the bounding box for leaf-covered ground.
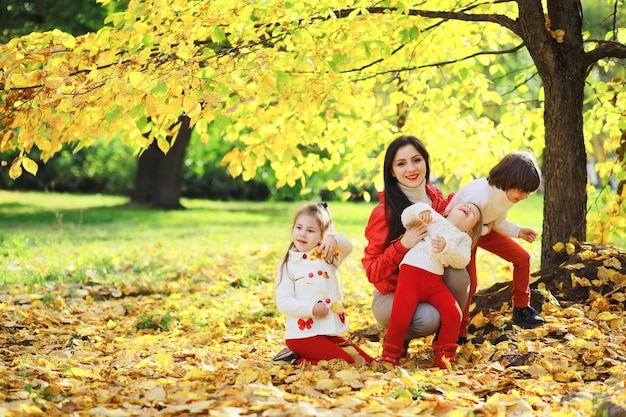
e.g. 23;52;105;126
1;240;626;417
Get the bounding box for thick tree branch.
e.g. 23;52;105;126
330;6;521;37
585;40;626;67
349;43;525;81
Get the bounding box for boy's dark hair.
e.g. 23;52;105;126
487;151;541;193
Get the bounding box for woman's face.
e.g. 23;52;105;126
391;144;427;188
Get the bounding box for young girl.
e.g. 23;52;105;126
275;203;373;365
381;202;482;368
446;151;544;342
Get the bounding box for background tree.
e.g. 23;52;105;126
0;0;108;44
1;0;625;268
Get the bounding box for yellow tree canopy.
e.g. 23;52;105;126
1;1;543;190
0;0;623;205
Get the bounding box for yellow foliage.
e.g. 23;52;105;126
553;241;565;253
0;0;536;198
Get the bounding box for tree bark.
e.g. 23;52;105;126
518;0;588;267
130;116;192;209
541;74;588;266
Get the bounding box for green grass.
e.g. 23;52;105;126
0;190;544;290
0;191;375;289
506;193;543;232
476;193;544;288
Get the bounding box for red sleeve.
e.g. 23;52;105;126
427;182;454;214
361;201;409;294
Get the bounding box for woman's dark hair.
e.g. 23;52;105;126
487;151;541;193
382;135;431;246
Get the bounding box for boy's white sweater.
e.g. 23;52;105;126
400;203;472;274
446;177;520;238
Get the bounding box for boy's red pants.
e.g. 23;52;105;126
286;335;373;365
385;265;461;352
460;230;531;337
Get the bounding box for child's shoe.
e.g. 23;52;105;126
512;306;544;328
432;342;459;370
380;343;404;366
272;347;301;365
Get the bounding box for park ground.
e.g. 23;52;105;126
1;191;625;416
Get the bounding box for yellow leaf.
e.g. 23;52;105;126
469;310;490;329
156;137;170;154
579;250;597;260
21;156;39;175
145;386;167;402
316;378;337;391
65;367;94;378
551;29;565;43
571;273;592;287
7;70;45;88
234;368;258;386
128;71;145;87
156;351;175;370
355;380;385;398
20;404;44;414
330;301;344;313
61;34;76;49
603;257;622;269
553;242;565;252
9;161;23;179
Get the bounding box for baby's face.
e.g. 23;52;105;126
446;203;480;232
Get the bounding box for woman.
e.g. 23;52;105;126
362;135;470;346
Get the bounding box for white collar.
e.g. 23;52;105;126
399;182;431;204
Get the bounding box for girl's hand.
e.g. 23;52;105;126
400;222;428;249
319;233;338;261
313;301;329;318
519;228;538;243
418;210;433;224
431;234;447;253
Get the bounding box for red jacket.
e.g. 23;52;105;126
362;183;453;294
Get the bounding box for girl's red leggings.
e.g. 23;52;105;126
385;265;461;352
286;335;373;365
461;230;531;337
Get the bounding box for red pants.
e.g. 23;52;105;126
385;265;461;352
460;230;531;337
286;335;374;365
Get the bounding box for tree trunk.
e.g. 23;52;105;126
130;116;192;209
518;0;589;268
541;75;588;267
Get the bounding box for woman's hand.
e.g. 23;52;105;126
400;222;428;249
